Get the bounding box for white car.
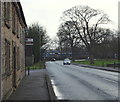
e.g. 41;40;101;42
63;58;71;65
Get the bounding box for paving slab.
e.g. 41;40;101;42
7;69;50;100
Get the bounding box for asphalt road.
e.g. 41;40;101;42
46;61;119;100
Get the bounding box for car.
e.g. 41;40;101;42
51;58;56;61
63;58;71;65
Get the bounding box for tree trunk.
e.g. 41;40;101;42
88;47;94;64
71;46;75;61
89;54;94;64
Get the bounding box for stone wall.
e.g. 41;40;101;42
1;2;26;100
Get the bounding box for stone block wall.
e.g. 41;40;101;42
1;2;27;100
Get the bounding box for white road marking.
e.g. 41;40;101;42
51;79;67;100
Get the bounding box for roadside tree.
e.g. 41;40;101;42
61;5;111;64
27;23;50;63
57;21;81;61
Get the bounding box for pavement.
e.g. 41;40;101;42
7;69;51;101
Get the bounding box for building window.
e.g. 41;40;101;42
20;27;22;43
5;39;11;75
20;28;25;45
20;27;23;43
12;5;16;34
17;19;20;38
4;2;10;28
12;41;16;72
16;47;20;70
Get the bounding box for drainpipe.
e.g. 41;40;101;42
0;1;2;101
25;27;28;76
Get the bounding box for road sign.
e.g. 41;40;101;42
25;38;33;45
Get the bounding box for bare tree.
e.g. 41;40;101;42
61;5;111;64
57;21;81;61
92;29;117;59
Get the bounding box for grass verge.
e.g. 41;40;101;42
73;59;119;67
26;61;45;70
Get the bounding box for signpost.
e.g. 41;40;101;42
25;38;33;46
25;38;34;75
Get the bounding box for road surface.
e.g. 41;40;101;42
46;61;119;100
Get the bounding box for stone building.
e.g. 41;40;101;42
1;2;27;100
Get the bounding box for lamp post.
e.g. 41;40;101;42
24;27;28;76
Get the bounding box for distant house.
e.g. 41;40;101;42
1;2;27;100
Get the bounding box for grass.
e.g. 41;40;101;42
73;59;119;67
26;61;45;70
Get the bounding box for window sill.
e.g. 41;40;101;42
5;22;10;29
17;35;20;38
2;73;11;79
12;30;16;35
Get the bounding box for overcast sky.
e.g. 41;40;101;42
20;0;119;39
